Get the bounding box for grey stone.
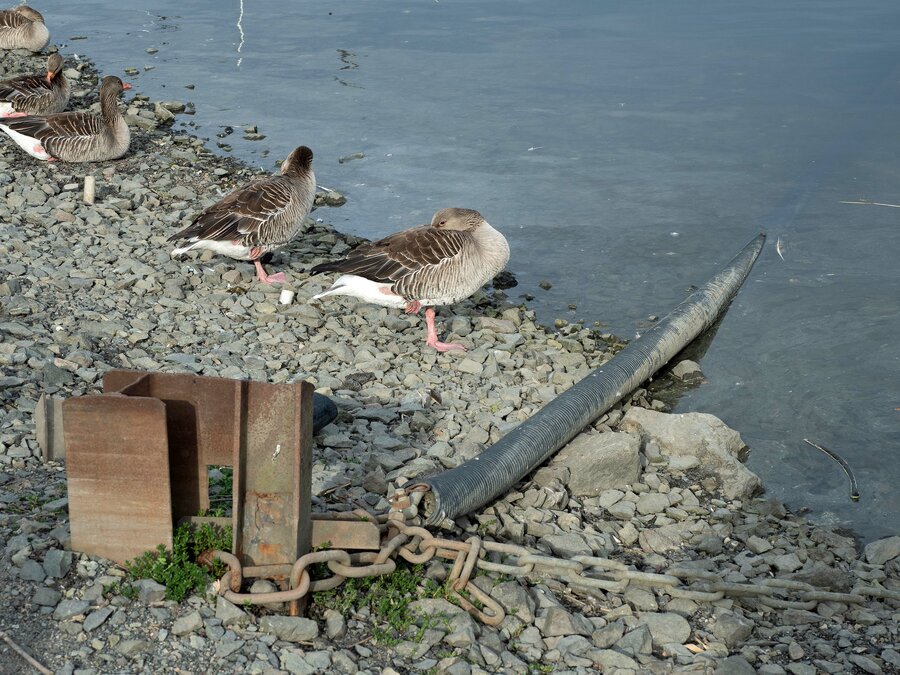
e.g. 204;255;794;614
551;431;642;496
408;598;466;617
636;612;692;646
259;615;319;642
492;582;535;624
882;648;900;669
672;359;703;382
847;654;883;674
215;596;250;627
608;500;636;519
248;578;285;611
116;639;152;657
771;552;803;573
172;610;203;636
588;649;640;670
544;532;591;558
537;606;592;637
83;607;113;632
19;559;46;582
592;620;625;648
746;535;773;553
620;408;760;499
214;639;244;658
133;578;167;603
715;656;756;675
324;608;346;639
42;549;73;578
864;535;900;565
32;586;62;607
710;610;753;648
53;599;90;621
616;624;652;656
636;491;670;515
624;586;658;611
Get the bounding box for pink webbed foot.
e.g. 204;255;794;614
253;259;285;284
424;307;467;352
404;300;422;314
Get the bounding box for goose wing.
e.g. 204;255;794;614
311;226;468;284
167;175;295;245
2;111;103;156
0;75;50;104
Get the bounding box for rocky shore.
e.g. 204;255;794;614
0;47;898;675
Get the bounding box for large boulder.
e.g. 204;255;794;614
550;431;642;496
620;408;760;499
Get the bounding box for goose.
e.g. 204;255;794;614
168;145;316;284
310;207;510;352
0;53;68;116
0;5;49;52
0;75;130;162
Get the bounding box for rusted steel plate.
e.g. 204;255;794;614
35;393;66;462
103;370;242;520
233;380;313;567
310;518;381;551
64;395;173;565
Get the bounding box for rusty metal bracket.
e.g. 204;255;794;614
63;370;316;567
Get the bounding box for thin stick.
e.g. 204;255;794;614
803;439;860;501
839;200;900;208
0;628;52;675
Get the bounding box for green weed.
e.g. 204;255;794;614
125;518;232;602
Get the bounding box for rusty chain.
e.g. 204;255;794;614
205;513;900;628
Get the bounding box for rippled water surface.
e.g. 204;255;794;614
38;0;900;540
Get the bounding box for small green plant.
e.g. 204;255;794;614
125;518;232;602
313;563;452;644
103;581;137;600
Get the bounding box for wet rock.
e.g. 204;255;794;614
551;431;641;496
672;359;704;382
864;535;900;565
620;408;760;499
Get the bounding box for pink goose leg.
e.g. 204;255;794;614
250;247;285;284
424;307;466;352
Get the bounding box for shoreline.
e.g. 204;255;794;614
0;46;898;674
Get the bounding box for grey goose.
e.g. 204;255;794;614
0;5;48;52
0;75;130;161
311;207;510;352
0;53;68;116
168;146;316;284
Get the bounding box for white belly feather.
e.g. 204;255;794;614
171;239;254;260
0;123;51;159
311;274;409;309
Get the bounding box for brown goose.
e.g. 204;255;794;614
0;53;68;116
168;146;316;284
0;5;49;52
311;208;510;352
0;75;130;162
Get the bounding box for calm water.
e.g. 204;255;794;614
39;0;899;541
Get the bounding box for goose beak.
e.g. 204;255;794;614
122;82;132;90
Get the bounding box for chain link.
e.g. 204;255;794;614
207;515;899;628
